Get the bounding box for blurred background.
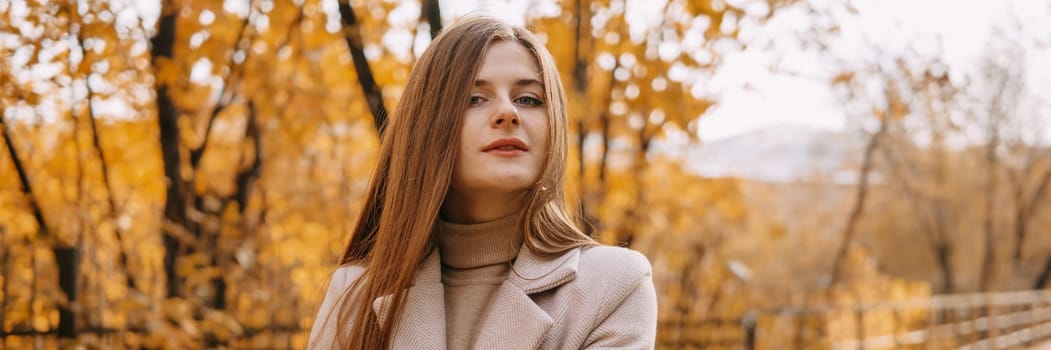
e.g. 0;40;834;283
2;0;1051;349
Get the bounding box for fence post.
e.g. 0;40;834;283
856;306;865;350
988;294;998;349
968;297;978;347
795;310;805;350
1;230;7;348
892;307;902;350
54;247;78;339
925;302;935;350
1043;295;1051;342
743;310;757;350
1025;298;1035;347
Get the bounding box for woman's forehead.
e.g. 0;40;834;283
474;41;543;84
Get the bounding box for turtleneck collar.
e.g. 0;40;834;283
436;212;525;270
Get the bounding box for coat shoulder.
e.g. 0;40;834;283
577;245;652;287
307;263;366;349
331;264;366;289
553;245;655;347
571;246;658;348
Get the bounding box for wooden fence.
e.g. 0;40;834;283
658;290;1051;350
6;292;1051;349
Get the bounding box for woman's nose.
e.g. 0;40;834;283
490;98;520;127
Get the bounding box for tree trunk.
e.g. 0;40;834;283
830;112;887;285
53;247;79;338
935;242;954;292
339;0;389;134
2;113;79;338
575;119;596;235
83;80;137;291
189;2;255;170
1034;255;1051;289
1014;165;1051;267
420;0;442;38
979;126;998;291
572;0;598;236
151;10;184;298
0;120;49;239
0;232;8;338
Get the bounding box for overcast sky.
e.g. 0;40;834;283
441;0;1051;142
4;0;1049;143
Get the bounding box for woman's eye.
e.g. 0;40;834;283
469;96;485;106
515;96;544;106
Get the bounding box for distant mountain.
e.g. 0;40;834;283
685;124;866;183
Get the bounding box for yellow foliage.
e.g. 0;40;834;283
4;0;980;348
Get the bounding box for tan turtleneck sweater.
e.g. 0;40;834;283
436;213;524;350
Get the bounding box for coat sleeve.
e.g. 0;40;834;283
307;265;363;350
583;255;658;349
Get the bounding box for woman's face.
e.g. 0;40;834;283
449;40;549;198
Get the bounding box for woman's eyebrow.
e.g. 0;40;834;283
474;78;545;89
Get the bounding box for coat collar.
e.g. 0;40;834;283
371;250;445;349
372;244;580;349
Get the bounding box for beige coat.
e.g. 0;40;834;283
307;245;657;349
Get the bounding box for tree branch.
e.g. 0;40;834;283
420;0;442;38
830;86;891;286
339;0;389;134
878;137;956;292
0;119;49;238
0;227;7;339
980;112;1000;291
234;101;262;214
1037;258;1051;288
1015;157;1051;263
68;5;138;289
190;0;258;170
150;8;184;298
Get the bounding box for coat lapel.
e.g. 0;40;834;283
473;246;581;349
372;250;446;349
370;245;582;350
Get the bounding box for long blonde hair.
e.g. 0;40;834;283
321;17;595;349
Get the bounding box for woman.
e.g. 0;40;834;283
308;17;657;349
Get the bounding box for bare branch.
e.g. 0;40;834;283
420;0;442;39
67;1;138;290
190;0;258;170
150;7;184;298
339;0;389;134
0;119;50;238
830;86;891;286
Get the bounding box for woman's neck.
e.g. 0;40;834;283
441;189;528;224
436;211;524;270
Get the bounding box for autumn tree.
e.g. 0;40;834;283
9;0;1049;348
530;0;794;245
814;0;1051;294
973;29;1051;290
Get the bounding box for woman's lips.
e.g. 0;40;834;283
482;138;529;152
485;146;525;157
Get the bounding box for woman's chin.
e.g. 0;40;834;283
469;180;537;194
